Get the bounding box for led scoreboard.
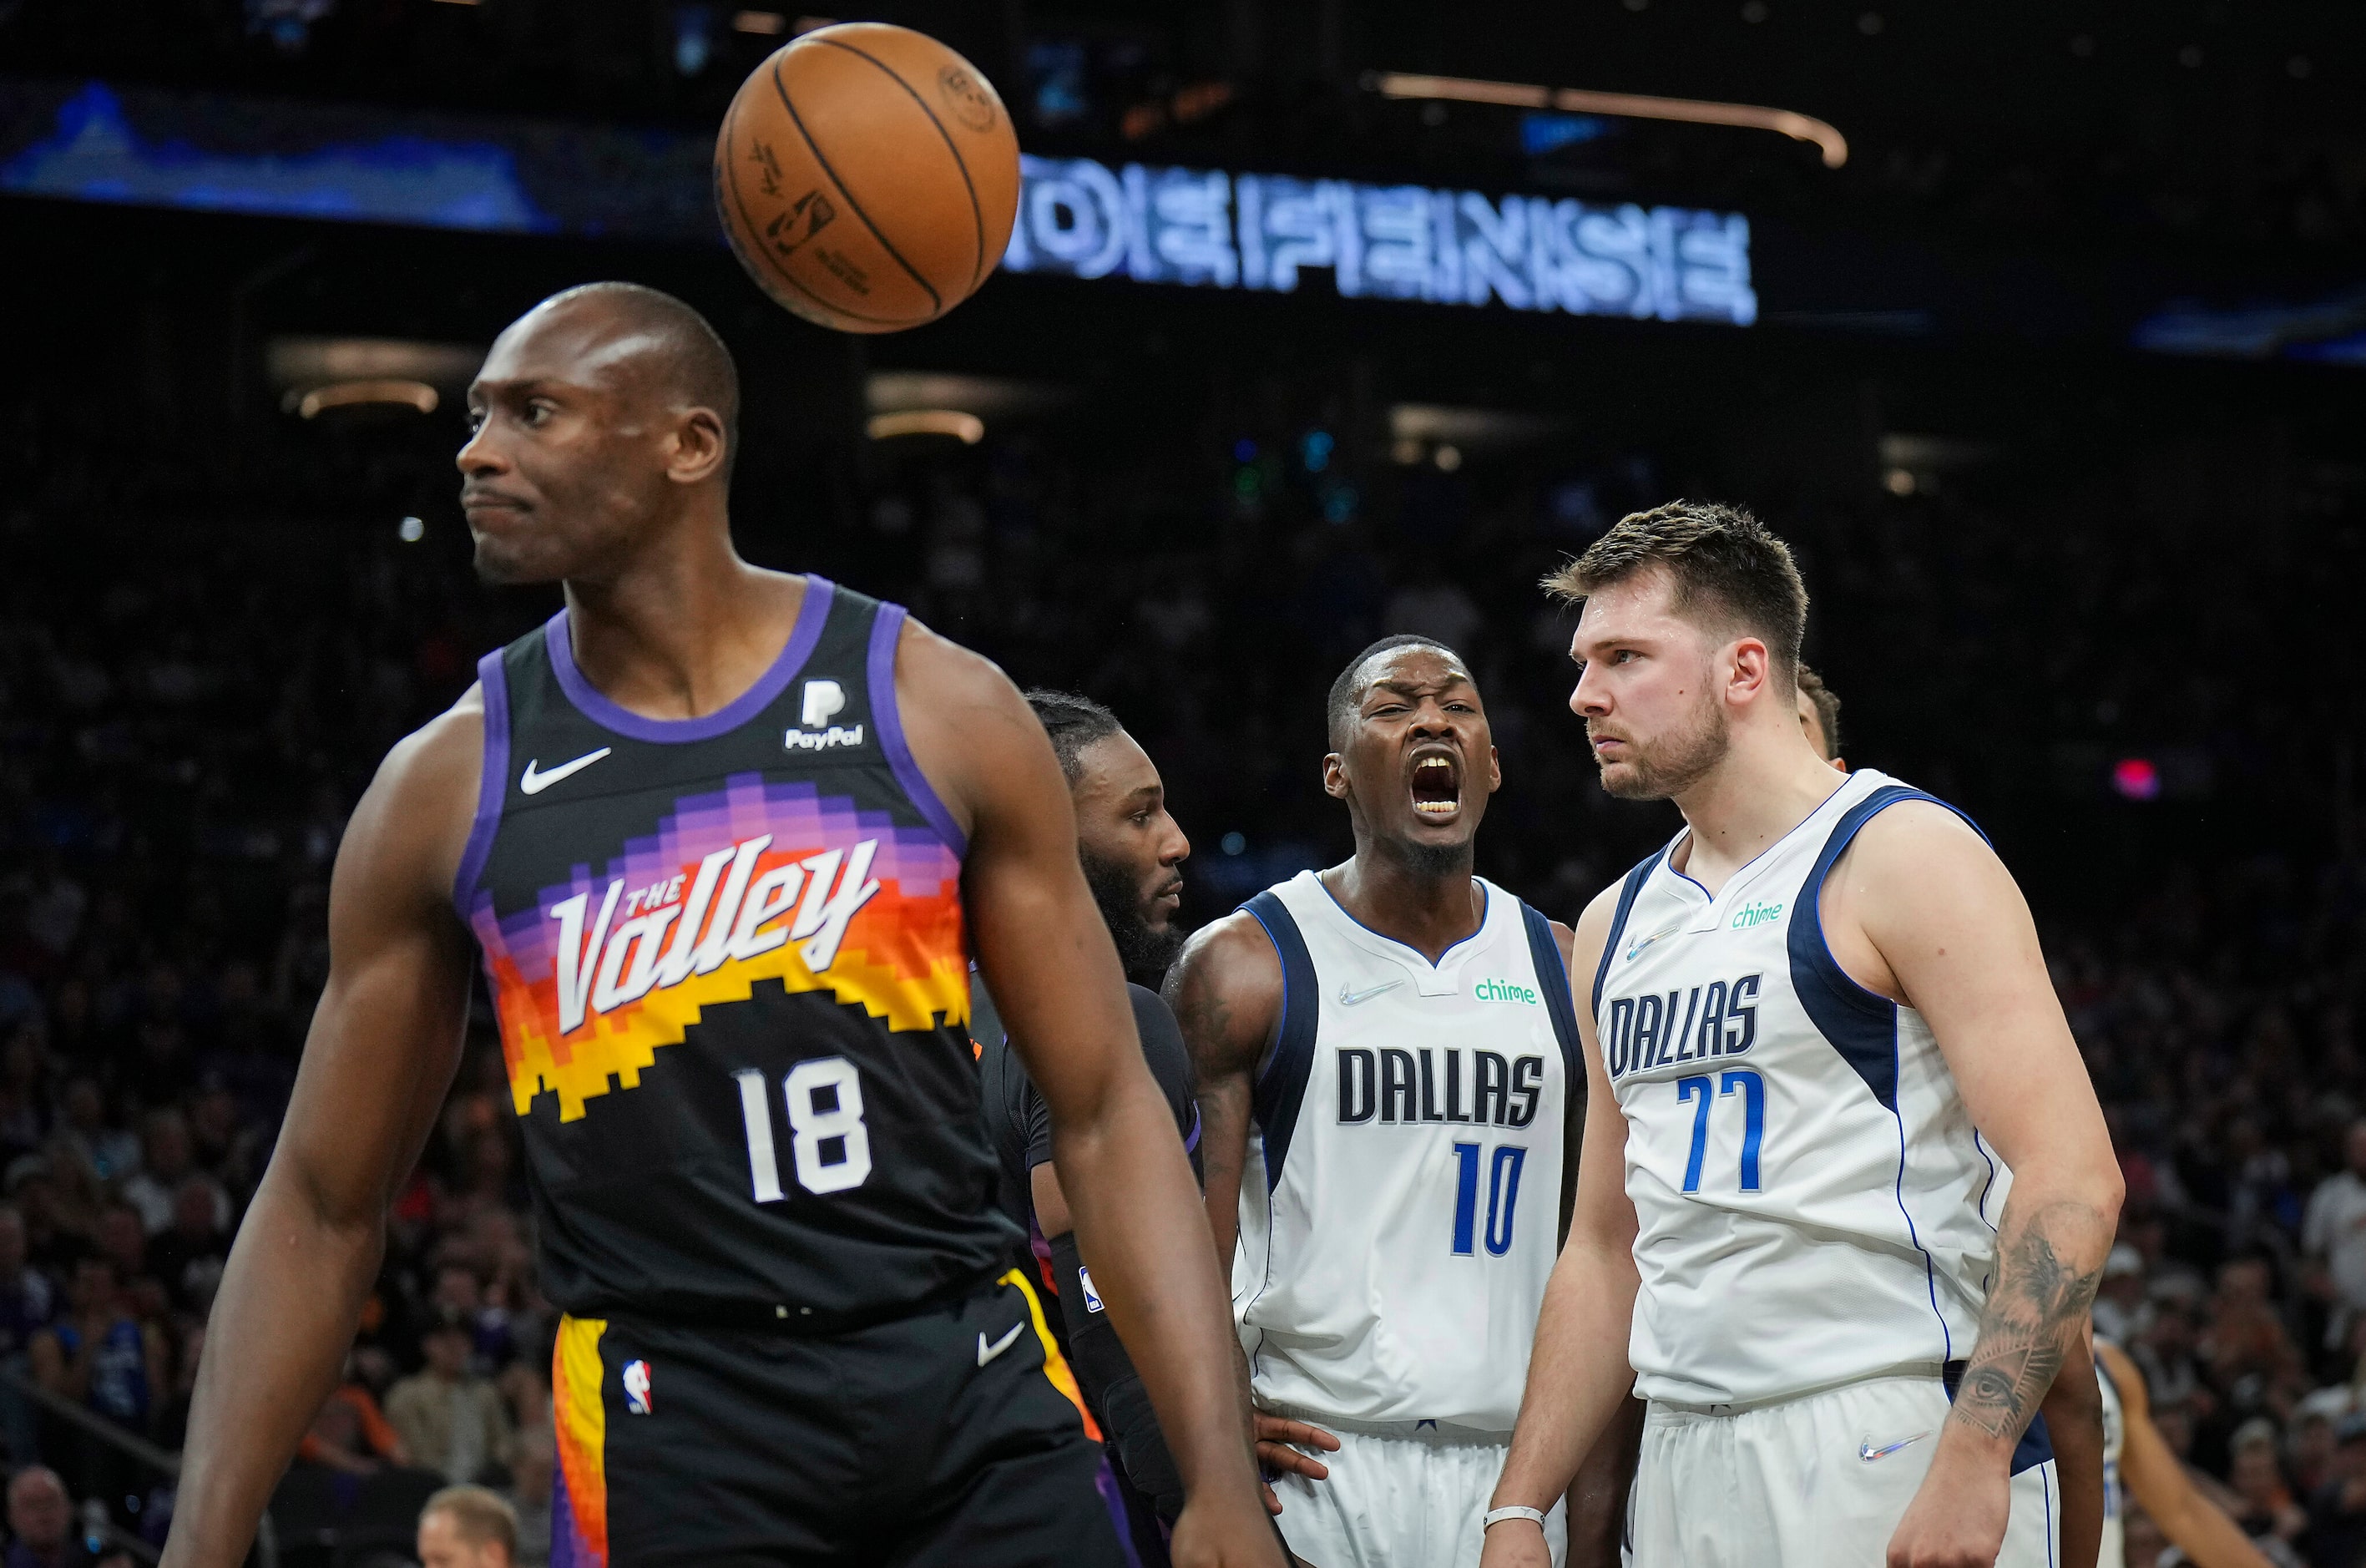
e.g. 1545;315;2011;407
1002;154;1757;326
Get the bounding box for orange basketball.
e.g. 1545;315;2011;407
715;23;1021;335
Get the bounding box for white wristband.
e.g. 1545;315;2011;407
1482;1505;1548;1532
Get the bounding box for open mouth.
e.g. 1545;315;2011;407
1410;752;1461;818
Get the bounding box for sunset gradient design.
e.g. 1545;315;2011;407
470;774;967;1122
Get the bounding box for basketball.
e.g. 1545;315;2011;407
714;23;1021;335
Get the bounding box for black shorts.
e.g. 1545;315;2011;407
548;1270;1131;1567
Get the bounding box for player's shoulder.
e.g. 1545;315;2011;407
892;609;1019;711
1164;909;1283;1058
367;682;486;827
1835;791;2005;900
331;683;488;913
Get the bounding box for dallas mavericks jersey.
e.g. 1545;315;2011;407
455;575;1007;1328
2098;1352;2126;1568
1234;871;1577;1431
1595;768;2005;1407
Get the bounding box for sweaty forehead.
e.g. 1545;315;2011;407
475;299;667;394
1357;646;1474;701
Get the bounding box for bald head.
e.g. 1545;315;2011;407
524;282;740;470
460;282;743;583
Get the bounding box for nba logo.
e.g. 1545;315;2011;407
801;680;846;728
622;1359;653;1415
1077;1266;1105;1315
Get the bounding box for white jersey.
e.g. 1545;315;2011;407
1596;769;2008;1409
1233;871;1575;1430
2099;1351;2127;1568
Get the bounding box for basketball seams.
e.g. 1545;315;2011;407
719;73;916;328
768;53;945;316
806;35;989;294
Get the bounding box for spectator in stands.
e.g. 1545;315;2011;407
298;1353;409;1476
4;1465;102;1568
2229;1415;2309;1550
2309;1412;2366;1567
2308;1121;2366;1353
143;1178;229;1315
0;1204;56;1463
28;1258;162;1436
387;1318;513;1486
2095;1242;2147;1344
116;1113;200;1238
2203;1256;2309;1412
416;1484;518;1568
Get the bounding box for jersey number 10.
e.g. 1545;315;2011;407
1449;1142;1527;1257
735;1058;873;1199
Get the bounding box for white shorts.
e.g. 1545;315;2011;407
1267;1417;1567;1568
1630;1376;2059;1568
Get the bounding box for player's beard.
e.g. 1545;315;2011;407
1598;693;1731;801
1079;846;1186;979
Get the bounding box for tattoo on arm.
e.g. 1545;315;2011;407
1948;1203;2107;1443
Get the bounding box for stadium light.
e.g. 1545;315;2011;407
291;379;439;418
733;11;788;34
867;410;984;443
1368;71;1848;169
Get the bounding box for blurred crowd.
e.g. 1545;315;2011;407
0;366;2359;1566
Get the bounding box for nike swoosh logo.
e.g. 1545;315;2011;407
1337;978;1405;1007
1858;1431;1930;1461
519;747;612;796
977;1323;1026;1368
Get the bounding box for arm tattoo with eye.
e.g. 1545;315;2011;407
1946;1201;2108;1444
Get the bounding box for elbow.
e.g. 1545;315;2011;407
2087;1158;2126;1228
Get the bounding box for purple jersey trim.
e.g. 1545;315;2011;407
543;574;835;745
450;648;511;917
868;602;968;857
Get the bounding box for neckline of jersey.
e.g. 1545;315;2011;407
1660;769;1870;909
1310;869;1494;974
543;574;835;745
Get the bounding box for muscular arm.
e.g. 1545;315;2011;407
2102;1343;2274;1568
163;698;483;1568
897;625;1275;1565
1165;916;1282;1273
1484;888;1645;1568
1823;804;2124;1565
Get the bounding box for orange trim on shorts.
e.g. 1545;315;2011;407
552;1316;610;1566
1002;1267;1103;1443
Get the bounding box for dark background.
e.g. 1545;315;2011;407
1;2;2363;1563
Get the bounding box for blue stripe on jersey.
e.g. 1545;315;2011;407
1786;783;1983;1109
1519;903;1582;1086
1591;848;1666;1015
1241;890;1321;1193
1792;782;1989;1368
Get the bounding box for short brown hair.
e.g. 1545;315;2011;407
422;1485;518;1558
1796;664;1843;758
1542;500;1807;692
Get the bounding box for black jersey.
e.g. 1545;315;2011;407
454;576;1009;1329
975;979;1200;1240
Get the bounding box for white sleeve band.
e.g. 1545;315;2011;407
1482;1505;1549;1532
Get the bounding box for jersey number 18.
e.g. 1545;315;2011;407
735;1059;873;1199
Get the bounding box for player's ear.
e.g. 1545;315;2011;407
667;407;729;486
1726;637;1770;705
1321;752;1350;801
1485;744;1502;794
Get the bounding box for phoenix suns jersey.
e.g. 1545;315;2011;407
454;575;1009;1329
